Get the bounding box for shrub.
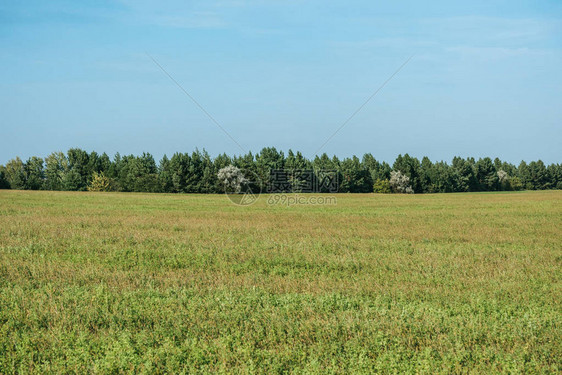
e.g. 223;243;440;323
217;165;247;193
88;172;111;192
509;176;523;191
373;179;391;193
389;171;414;194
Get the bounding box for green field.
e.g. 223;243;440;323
0;190;561;374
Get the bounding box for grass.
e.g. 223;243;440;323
0;190;561;374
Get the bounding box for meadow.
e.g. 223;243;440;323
0;190;560;374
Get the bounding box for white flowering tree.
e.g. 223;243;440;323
390;170;414;194
217;165;247;193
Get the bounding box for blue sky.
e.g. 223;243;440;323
1;0;561;164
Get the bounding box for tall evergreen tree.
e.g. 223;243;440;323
212;153;233;192
158;155;173;193
362;153;391;182
234;152;259;191
432;161;456;193
452;157;478;192
169;153;191;193
255;147;285;191
0;165;9;189
527;161;549;190
419;157;434;193
66;148;90;191
340;156;372;193
186;150;204;193
518;161;533;190
126;153;159;192
475;157;498;191
285;150;311;192
547;163;562;190
200;150;218;193
393;154;422;193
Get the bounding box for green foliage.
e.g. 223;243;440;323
452;157;478;192
62;169;83;191
0;165;10;189
373;179;391;193
528;160;549;190
199;150;218;194
509;176;524;191
475;157;499;191
24;156;45;190
157;154;174;193
393;154;422;193
67;148;91;191
44;152;68;191
284;150;310;192
1;148;561;194
169;152;191;193
88;172;112;192
4;157;26;190
256;147;285;191
362;153;391;182
339;156;373;193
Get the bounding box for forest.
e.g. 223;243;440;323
0;147;560;194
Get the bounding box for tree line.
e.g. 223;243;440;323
0;147;560;193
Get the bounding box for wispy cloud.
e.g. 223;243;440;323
146;12;226;29
330;36;437;49
329;14;560;65
420;15;559;45
116;0;228;29
447;46;548;61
